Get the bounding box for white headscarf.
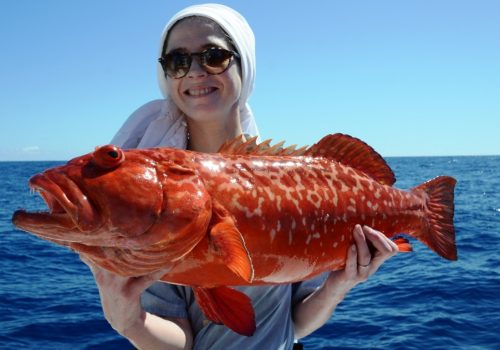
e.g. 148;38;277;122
111;3;259;149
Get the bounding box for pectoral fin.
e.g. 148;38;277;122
193;286;256;336
210;214;254;282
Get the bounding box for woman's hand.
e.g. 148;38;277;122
80;255;169;336
324;224;399;299
293;224;398;338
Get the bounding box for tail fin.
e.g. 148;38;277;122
411;176;457;260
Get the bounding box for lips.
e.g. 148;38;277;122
12;171;100;240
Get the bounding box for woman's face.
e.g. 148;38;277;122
164;19;242;123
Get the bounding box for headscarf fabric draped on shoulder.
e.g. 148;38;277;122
111;3;259;149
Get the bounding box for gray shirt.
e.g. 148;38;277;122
141;274;328;350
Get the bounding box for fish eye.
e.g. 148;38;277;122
107;150;119;159
92;145;125;169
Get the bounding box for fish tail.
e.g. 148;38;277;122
411;176;458;260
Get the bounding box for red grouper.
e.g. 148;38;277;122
12;133;457;336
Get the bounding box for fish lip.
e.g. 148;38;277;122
21;172;101;233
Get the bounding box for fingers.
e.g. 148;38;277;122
80;253;158;297
353;224;371;267
79;254;98;274
344;225;398;284
361;226;398;271
126;267;171;297
345;243;358;277
362;226;398;257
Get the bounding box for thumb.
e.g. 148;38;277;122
79;254;96;271
126;267;171;297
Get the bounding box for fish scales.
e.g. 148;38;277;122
151;152;428;287
12;133;457;336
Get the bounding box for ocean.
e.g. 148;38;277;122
0;156;499;349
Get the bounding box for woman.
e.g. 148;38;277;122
81;4;398;349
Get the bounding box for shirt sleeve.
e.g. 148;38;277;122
140;281;189;319
291;272;329;305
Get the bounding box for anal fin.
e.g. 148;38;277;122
392;236;413;253
193;286;256;336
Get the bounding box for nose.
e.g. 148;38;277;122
186;56;207;78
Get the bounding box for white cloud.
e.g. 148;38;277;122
22;146;40;153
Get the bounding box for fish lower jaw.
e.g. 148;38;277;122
12;209;77;233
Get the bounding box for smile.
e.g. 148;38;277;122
185;87;218;97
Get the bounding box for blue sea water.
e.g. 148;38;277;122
0;156;499;349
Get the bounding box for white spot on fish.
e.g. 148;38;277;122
306;235;312;245
331;188;339;207
340;181;349;192
243;180;253;190
276;195;282;211
270;229;276;243
264;187;275;201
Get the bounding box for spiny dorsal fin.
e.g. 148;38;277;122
217;135;307;156
305;133;396;185
217;133;395;185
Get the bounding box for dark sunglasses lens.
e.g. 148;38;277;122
203;49;233;72
165;53;191;78
161;48;236;78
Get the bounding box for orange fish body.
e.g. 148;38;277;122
12;134;457;336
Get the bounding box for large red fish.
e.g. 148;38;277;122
12;134;457;336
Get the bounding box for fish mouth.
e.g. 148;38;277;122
12;171;101;241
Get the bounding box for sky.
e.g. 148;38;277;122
1;0;499;160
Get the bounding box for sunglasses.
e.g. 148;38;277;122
158;47;240;79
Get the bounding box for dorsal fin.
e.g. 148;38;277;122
217;135;308;156
305;133;395;185
217;133;395;185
